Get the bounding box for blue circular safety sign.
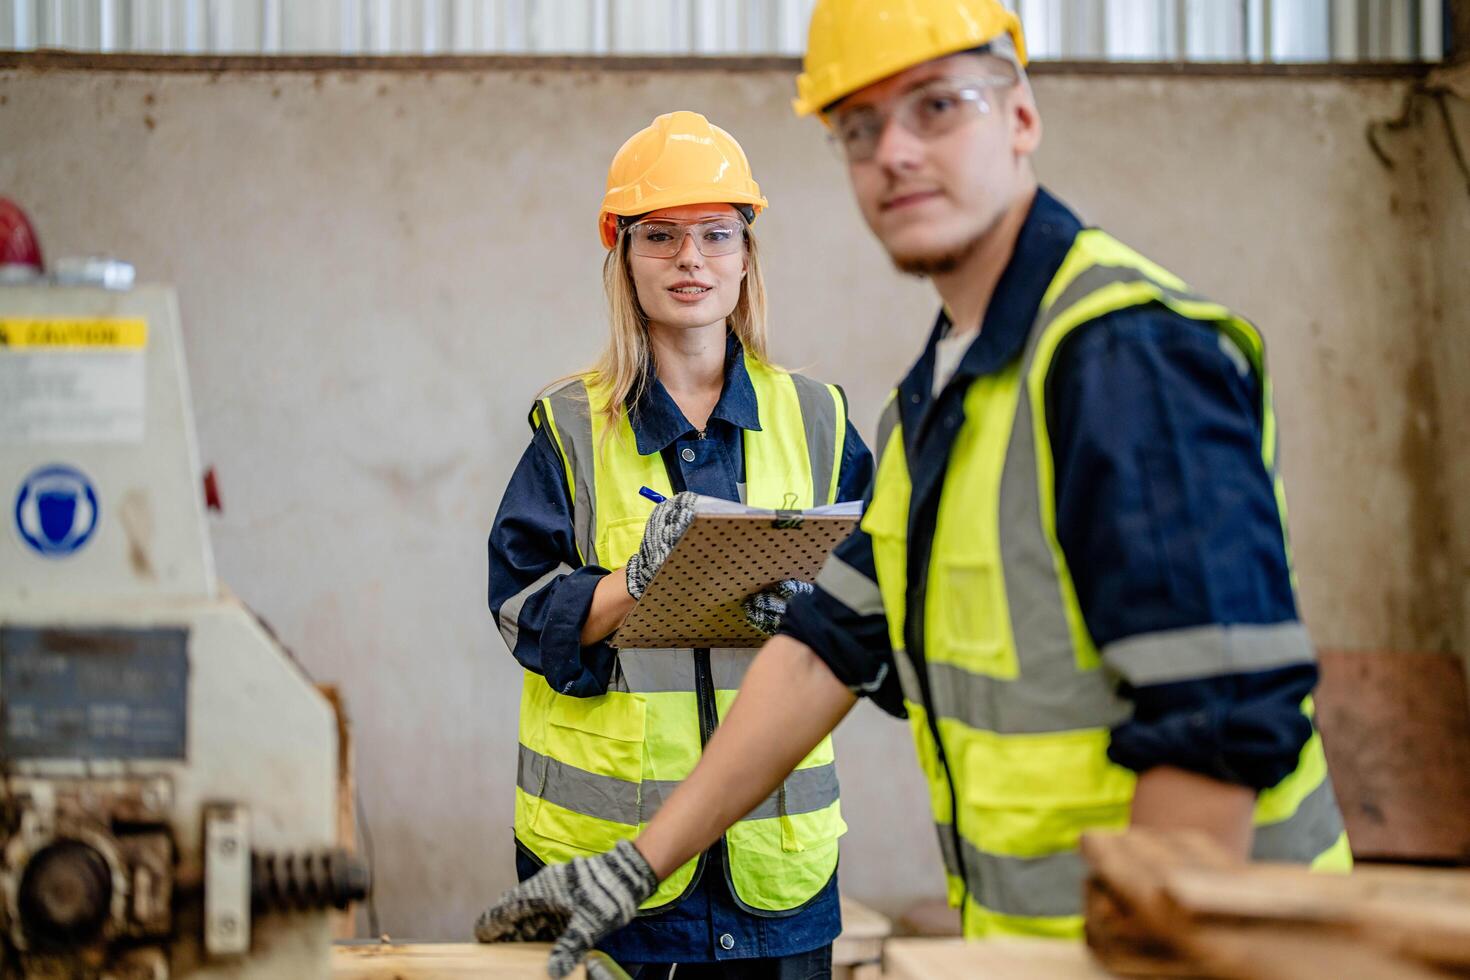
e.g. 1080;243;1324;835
13;464;100;558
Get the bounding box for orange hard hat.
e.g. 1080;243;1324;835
598;111;767;250
793;0;1028;118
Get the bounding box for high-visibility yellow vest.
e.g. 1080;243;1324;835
862;229;1351;940
515;351;850;913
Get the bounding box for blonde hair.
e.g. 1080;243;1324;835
575;223;771;432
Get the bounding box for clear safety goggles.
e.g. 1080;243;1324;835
826;75;1018;164
624;217;747;258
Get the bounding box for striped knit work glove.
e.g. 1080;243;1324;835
473;840;657;979
743;579;815;635
623;491;697;600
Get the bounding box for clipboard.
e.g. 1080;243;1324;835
609;501;862;649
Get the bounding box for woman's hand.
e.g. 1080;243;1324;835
579;492;697;645
743;579;815;635
623;492;698;599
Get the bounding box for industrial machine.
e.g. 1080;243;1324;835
0;277;368;978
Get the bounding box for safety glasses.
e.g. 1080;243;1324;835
826;75;1017;164
625;217;747;258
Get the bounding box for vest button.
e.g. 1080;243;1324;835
680;447;697;463
719;933;735;950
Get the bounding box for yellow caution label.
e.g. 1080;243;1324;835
0;318;149;349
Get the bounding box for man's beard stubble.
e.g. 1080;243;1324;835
889;232;983;277
885;202;1007;277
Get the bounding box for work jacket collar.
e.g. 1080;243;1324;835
630;331;762;455
899;186;1085;412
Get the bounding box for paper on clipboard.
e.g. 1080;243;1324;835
610;496;862;649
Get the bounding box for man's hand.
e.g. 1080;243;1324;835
623;492;697;599
1131;766;1255;860
473;840;657;979
743;579;814;635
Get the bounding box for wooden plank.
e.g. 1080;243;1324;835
1161;864;1470;969
834;897;890;965
332;943;587;979
896;897;962;937
1164;923;1451;980
1315;650;1470;862
884;939;1118;980
1082;830;1470;978
1163;863;1470;922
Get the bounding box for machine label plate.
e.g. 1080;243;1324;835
0;627;188;760
0;318;148;444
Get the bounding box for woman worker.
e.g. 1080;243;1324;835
486;111;873;978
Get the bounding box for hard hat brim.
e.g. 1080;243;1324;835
793;18;1028;118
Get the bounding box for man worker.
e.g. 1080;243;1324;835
476;3;1350;975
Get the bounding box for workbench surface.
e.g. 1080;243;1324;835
332;897;890;977
884;938;1118;979
332;942;586;978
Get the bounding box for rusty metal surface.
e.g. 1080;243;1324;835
1316;650;1470;863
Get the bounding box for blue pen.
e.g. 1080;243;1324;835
639;486;667;504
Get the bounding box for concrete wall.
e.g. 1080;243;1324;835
0;60;1459;939
1418;64;1470;661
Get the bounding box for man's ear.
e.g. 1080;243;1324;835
1010;86;1043;158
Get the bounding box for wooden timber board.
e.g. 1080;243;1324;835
332;943;586;979
883;939;1118;980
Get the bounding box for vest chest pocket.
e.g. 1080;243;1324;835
529;693;649;853
958;730;1135;858
600;515;651;573
928;555;1017;680
544;693;647;784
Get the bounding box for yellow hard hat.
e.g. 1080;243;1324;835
793;0;1028;118
598;110;768;250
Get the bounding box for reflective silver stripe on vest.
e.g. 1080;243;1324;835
1040;264;1208;336
497;562;574;651
1252;773;1347;862
875;397;901;464
541;380;599;567
928;659;1131;735
613;648;697;693
815;553;885;617
1103;622;1317;687
643;761;841;824
961;838;1086;919
711;648;758;691
940;820;1087;921
519;743;640;826
788;373;841;506
892;648;924;708
520;743;839;827
975;309;1128;733
612;648;756;694
936;823;963;879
